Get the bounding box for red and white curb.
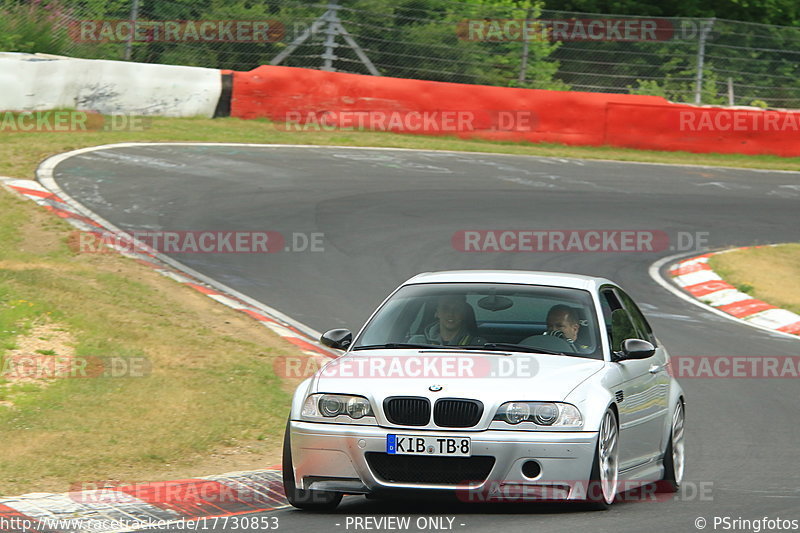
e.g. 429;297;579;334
0;470;287;533
0;176;341;529
667;250;800;337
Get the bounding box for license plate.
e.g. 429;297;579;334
387;435;471;457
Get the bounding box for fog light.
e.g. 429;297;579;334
521;460;541;479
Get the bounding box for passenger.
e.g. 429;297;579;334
423;294;485;346
545;304;590;352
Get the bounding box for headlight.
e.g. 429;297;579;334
346;396;372;419
493;402;583;428
532;403;558;425
301;394;375;421
503;402;531;424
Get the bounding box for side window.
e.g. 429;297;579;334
615;289;657;345
600;289;637;352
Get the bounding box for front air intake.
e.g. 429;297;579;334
384;396;431;426
433;398;483;428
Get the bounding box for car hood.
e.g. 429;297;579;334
312;348;605;402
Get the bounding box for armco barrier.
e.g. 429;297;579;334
230;65;800;157
0;53;222;118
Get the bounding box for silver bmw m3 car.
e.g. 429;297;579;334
283;270;686;510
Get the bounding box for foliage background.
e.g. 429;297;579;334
2;0;799;106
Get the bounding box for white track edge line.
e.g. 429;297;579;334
29;140;800;173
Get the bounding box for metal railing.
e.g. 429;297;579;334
5;0;800;108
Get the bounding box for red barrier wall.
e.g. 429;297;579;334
230;65;800;157
605;102;800;156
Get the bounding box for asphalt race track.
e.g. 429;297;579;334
50;145;800;532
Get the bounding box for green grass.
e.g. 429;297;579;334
0;186;297;495
709;244;800;315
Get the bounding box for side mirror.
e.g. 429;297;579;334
320;328;352;350
615;339;655;361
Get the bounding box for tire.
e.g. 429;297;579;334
585;408;619;510
282;421;343;511
657;401;685;493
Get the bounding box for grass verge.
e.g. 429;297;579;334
0;185;311;495
708;244;800;315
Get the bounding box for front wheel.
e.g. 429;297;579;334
586;408;619;510
658;401;685;493
282;421;343;511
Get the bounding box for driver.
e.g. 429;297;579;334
422;294;485;346
545;305;589;352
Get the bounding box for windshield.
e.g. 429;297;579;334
353;282;603;359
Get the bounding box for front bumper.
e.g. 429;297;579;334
289;420;598;501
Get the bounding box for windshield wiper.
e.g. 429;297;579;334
481;343;568;356
352;343;445;351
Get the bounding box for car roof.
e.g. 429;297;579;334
403;270;615;291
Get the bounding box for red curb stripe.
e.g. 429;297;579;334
114;480;278;518
0;504;50;533
683;279;735;297
671;262;711;276
717;298;776;318
284;324;310;337
284;336;336;357
187;506;284;520
42;205;103;227
8;185;65;203
134;258;161;268
777;321;800;335
186;283;221;296
239;309;277;323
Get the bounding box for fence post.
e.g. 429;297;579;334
270;0;379;75
693;17;715;105
321;1;340;71
517;6;533;84
727;77;734;106
124;0;140;61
